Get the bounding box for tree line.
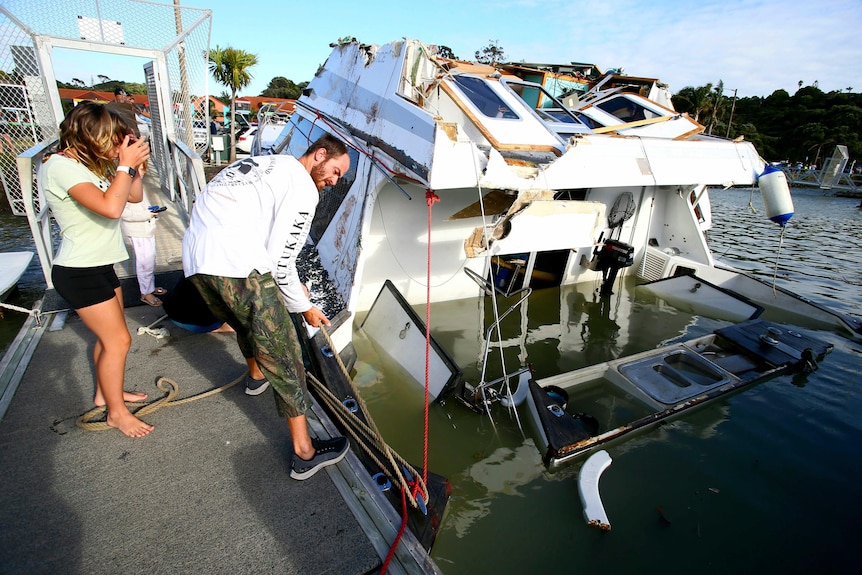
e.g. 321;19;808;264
672;81;862;166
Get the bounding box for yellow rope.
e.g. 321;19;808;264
75;332;431;510
314;327;429;510
76;372;246;431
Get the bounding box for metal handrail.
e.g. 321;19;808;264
168;137;206;224
15;135;204;288
16;138;59;288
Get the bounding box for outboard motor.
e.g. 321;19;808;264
594;239;634;295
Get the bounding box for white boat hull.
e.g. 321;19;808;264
0;252;33;301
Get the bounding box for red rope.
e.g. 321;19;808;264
380;486;409;574
381;189;439;571
312;109;438;568
423;190;439;487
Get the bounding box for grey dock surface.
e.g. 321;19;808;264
0;299;429;574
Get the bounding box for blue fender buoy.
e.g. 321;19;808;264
758;165;794;226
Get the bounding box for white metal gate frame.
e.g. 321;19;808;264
0;0;212;215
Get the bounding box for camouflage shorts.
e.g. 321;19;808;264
189;271;310;418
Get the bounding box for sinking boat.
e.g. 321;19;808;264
637;274;764;323
266;37;860;366
251;39;857;486
526;318;832;468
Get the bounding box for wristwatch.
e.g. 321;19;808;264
117;165;137;178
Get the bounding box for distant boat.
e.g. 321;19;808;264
0;251;33;301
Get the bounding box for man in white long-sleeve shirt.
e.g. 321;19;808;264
182;134;351;480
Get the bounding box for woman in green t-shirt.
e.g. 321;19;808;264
41;101;152;438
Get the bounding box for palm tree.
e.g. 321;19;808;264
673;83;714;123
208;45;258;161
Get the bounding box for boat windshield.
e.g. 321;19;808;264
451;76;519;119
502;79;590;135
595;97;657;122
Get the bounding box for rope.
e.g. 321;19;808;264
312;327;429;510
772;225;787;297
0;300;46;325
747;187;758;214
380;485;409;574
423;190;439;488
76;372;245;431
137;313;171;339
306;373;429;506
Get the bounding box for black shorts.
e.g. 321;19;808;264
52;264;121;309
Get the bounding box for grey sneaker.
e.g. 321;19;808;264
290;436;349;480
244;376;270;396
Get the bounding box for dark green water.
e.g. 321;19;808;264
353;188;862;575
2;188;861;574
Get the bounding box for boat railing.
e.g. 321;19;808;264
464;267;533;411
782;165;860;193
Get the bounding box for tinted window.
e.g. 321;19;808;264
452;76;519;119
596;99;651;122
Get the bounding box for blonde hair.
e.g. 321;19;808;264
58;101;133;179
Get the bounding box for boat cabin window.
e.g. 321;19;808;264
554;189;589;201
503;80;587;127
596;98;656;123
571;111;601;129
451;76;519;119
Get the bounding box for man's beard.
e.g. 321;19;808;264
310;162;327;190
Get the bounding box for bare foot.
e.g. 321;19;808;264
106;411;154;438
94;390;148;406
213;322;235;333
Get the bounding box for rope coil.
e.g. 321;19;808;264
76;372;244;431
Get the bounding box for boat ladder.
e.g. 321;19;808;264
462;268;533;418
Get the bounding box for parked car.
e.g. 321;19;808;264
236;126;257;153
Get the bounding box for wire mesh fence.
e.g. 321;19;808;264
0;0;212;215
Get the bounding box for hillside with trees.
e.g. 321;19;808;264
672;82;862;166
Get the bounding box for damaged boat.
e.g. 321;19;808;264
527;318;832;468
274;38;859;340
267;38;851;471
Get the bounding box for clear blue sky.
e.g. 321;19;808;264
50;0;862;99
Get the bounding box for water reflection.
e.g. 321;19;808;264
443;439;544;539
577;293;622;363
